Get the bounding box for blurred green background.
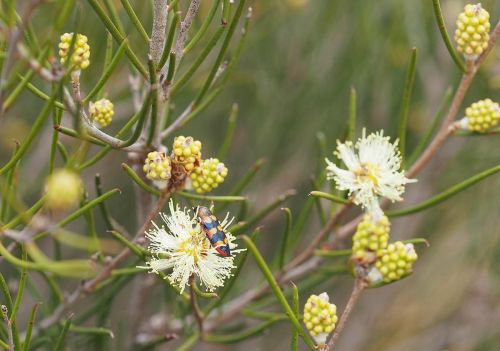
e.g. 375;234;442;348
1;0;499;350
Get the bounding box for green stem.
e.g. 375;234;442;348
241;235;315;350
86;0;147;77
217;103;238;161
398;47;417;164
309;191;350;205
119;0;149;43
431;0;466;73
278;208;292;270
347;87;356;141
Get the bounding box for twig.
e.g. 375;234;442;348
409;20;500;177
173;0;201;64
189;276;205;336
325;279;366;350
150;0;168;65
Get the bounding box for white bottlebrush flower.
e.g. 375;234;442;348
141;200;241;293
326;129;416;213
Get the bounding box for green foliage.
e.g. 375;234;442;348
0;1;498;350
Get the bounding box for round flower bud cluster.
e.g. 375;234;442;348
58;33;91;70
454;4;490;61
44;169;83;210
190;158;228;193
460;99;500;132
89;99;114;128
303;293;338;346
143;151;171;189
172;136;202;174
351;214;390;263
374;241;418;284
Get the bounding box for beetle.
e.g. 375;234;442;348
193;206;231;257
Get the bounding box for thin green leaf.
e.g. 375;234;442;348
95;174;114;230
119;0;149;43
398;47;417;164
0;85;61;176
158;12;179;69
69;324;114;338
109;230;146;259
347;87;356;142
291;283;299;351
388;165;500;216
278;208;292;270
83;38;128;103
176;332;199;351
184;0;221;54
241;235;315;350
309;191;350;205
217;103;238;161
193;0;246;105
1;198;44;230
21;304;39;351
177;191;245;202
54;317;72;351
86;0;147;77
230;190;295;234
432;0;466;72
121;163;161;196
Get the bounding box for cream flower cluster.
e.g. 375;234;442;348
326;130;419;286
326;129;416;215
141;201;241;293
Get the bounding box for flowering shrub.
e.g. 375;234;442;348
0;1;498;350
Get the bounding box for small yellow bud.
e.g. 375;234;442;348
303;293;337;346
89;99;114;128
373;241;418;284
143;151;171;189
459;99;500;132
171;136;202;175
44;169;83;210
58;33;91;70
454;4;490;61
351;214;390;264
190;158;228;194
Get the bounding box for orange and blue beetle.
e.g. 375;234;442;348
194;206;231;257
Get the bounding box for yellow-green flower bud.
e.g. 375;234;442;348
351;214;390;264
171;136;202;174
190;158;228;193
143;151;171;189
303;292;338;346
372;241;418;284
44;169;83;210
459;98;500;132
58;33;91;70
454;4;490;61
89;99;114;128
